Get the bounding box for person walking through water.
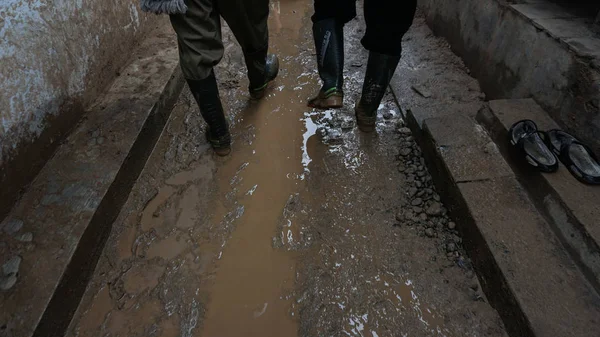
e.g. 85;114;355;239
141;0;279;156
308;0;417;132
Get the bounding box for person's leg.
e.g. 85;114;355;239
308;0;356;109
355;0;417;132
218;0;279;99
170;0;231;156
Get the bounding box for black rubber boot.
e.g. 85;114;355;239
244;48;280;100
187;71;231;156
308;18;344;109
355;51;401;132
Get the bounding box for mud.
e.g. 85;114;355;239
68;1;508;337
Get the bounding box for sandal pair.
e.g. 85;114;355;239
509;120;600;185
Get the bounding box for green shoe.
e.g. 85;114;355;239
308;87;344;109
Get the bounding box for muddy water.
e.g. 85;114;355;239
198;1;313;336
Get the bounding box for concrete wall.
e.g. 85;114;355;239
418;0;600;154
0;0;159;217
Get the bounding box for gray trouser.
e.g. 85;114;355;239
169;0;269;80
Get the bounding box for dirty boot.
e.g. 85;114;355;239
245;48;280;100
308;18;344;109
187;72;232;156
355;51;401;132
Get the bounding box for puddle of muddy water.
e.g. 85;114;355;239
197;1;316;336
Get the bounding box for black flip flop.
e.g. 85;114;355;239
508;120;558;172
546;129;600;185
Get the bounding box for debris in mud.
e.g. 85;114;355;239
2;219;23;235
394;120;470;271
2;256;21;276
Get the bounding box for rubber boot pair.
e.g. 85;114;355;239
308;19;401;132
187;52;279;156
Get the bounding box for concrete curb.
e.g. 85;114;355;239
399;106;600;337
477;98;600;295
0;27;185;337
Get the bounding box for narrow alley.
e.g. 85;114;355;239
67;1;506;336
3;1;600;337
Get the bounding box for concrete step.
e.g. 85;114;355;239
0;24;184;337
403;109;600;337
477;98;600;294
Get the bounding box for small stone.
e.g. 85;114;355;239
448;222;457;230
17;232;33;242
412;207;422;213
407;176;415;183
466;270;475;279
395;211;404;222
415;181;423;188
453;235;462;244
341;118;355;130
3;219;23;235
382;111;393;120
411;198;423;206
446;243;457;252
0;274;17;290
406;167;416;174
3;256;22;275
416;190;425;197
399;148;412;157
447;252;455;257
484;142;496;154
470;282;479;291
97;137;105;145
433;194;441;202
425;228;435;237
424;188;433;195
398;164;406;173
408;188;418;197
469;288;483;301
92;129;101;138
398;127;411;135
420;213;428;221
417;170;426;177
426;202;443;216
405;136;414;142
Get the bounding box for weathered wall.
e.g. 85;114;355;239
418;0;600;154
0;0;160;217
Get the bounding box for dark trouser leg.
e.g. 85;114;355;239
308;0;356;109
169;0;230;155
361;0;417;56
218;0;279;98
355;0;417;132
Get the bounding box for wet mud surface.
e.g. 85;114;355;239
68;1;508;336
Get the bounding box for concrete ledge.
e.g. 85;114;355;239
413;112;600;337
418;0;600;154
477;98;600;294
0;25;184;337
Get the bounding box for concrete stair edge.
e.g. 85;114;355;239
399;105;600;337
0;25;185;337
